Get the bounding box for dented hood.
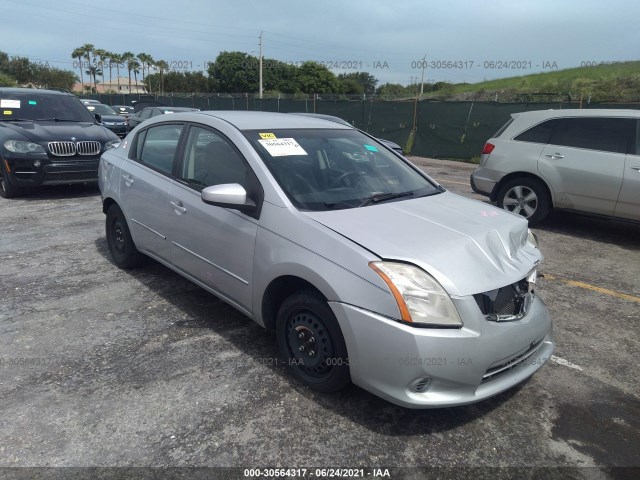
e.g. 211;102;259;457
303;191;541;297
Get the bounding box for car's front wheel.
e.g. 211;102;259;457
276;291;351;393
497;177;551;225
0;162;22;199
106;204;145;269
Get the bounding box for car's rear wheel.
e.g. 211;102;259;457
106;204;144;269
276;291;350;393
0;162;22;199
497;177;550;225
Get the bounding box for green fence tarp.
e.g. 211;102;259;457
83;93;640;159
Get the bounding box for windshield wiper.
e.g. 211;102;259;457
35;118;86;122
359;191;414;207
323;200;356;210
1;118;33;122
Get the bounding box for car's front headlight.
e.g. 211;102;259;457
104;139;120;150
370;261;463;327
4;140;46;154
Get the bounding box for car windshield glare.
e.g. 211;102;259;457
244;129;440;211
0;93;96;122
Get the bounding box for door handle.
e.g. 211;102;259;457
545;153;565;159
122;174;133;186
631;167;640;172
169;200;187;214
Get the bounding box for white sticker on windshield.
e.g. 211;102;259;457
1;99;20;109
258;138;308;157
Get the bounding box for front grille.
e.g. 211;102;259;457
482;338;544;383
48;141;101;157
43;171;98;184
474;278;530;321
77;141;101;155
48;141;76;156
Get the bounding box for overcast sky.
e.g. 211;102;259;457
3;0;639;86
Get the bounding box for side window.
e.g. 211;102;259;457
139;108;152;119
514;119;560;144
635;119;640;155
180;126;248;189
137;124;184;175
549;118;633;154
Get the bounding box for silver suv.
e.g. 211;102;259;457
99;111;553;408
471;109;640;225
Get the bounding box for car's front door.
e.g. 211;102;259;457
167;125;260;313
120;123;184;261
538;117;633;216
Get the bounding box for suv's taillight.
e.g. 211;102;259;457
482;142;495;155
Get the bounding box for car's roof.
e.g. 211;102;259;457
190;111;353;130
0;87;72;97
513;109;640;119
289;112;353;127
159;107;199;111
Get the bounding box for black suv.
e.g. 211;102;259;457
0;88;120;198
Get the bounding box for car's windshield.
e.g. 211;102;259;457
0;93;96;122
244;129;440;211
87;104;117;115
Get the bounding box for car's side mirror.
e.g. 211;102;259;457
201;183;256;213
94;113;102;123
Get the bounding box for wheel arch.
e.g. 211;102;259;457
491;171;554;205
261;275;327;331
102;196;118;215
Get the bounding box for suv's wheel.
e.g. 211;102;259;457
0;162;21;198
276;291;350;393
106;204;145;269
497;177;550;225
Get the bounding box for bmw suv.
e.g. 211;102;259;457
0;88;120;198
471;109;640;225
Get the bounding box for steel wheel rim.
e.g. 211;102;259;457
503;185;538;218
286;310;335;379
112;221;126;253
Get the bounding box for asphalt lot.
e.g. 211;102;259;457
0;157;638;479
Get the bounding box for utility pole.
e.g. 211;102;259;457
419;54;426;100
259;31;263;99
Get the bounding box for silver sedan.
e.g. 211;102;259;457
98;111;554;408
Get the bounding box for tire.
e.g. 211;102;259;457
0;162;22;199
497;177;551;226
276;290;351;393
105;204;145;269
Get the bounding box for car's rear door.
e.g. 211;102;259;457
120;123;185;261
538;117;631;216
614;119;640;221
166;124;260;314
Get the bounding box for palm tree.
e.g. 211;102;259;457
130;59;141;92
94;48;108;91
138;53;154;84
80;44;95;91
155;60;169;95
111;53;123;92
104;51;115;92
71;47;85;91
84;65;102;93
121;51;135;93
